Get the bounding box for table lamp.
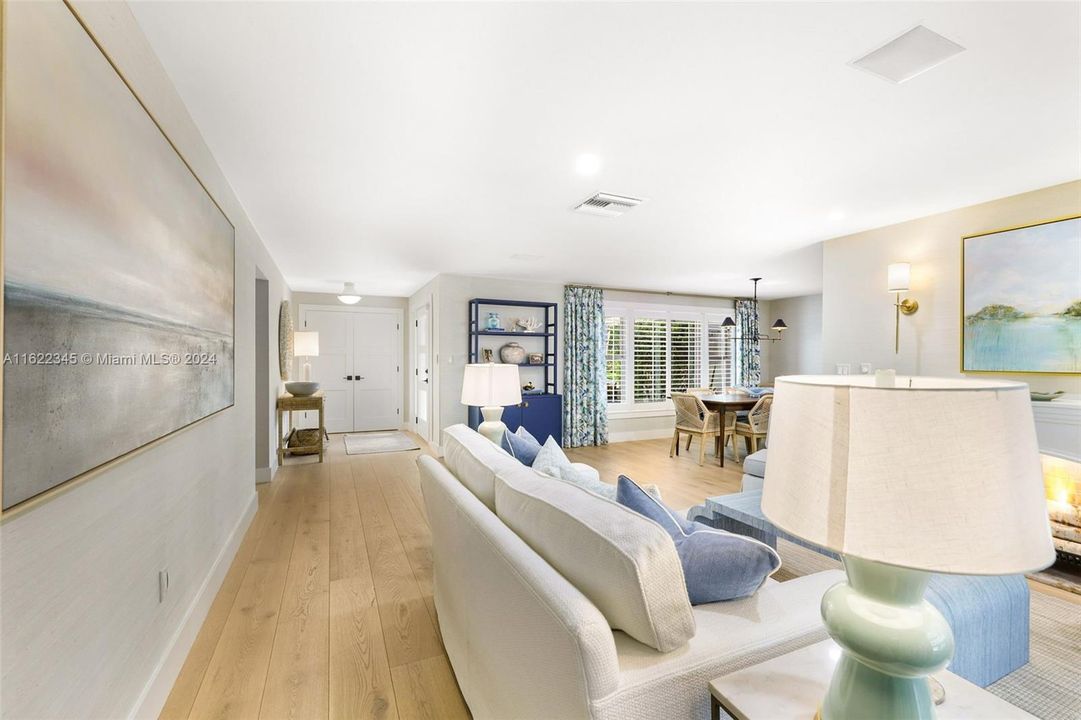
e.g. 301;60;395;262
763;375;1054;719
461;363;522;443
293;331;320;381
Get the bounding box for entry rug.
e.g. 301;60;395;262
343;431;420;455
775;539;1081;720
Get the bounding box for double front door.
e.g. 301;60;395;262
297;307;402;433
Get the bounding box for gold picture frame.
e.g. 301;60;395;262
961;214;1081;376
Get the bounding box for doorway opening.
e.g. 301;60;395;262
254;273;271;483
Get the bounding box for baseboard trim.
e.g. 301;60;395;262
129;490;259;720
255;466;272;484
609;428;672;443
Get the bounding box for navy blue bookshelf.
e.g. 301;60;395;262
468;298;562;444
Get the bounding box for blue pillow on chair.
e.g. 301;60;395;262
616;475;780;604
500;427;543;466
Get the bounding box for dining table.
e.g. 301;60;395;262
696;393;761;467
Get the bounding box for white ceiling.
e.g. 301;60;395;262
130;1;1081;300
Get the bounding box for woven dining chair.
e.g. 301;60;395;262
670;393;725;466
733;395;773;461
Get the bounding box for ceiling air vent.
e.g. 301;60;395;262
851;25;965;84
573;192;643;218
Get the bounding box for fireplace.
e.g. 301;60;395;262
1043;455;1081;564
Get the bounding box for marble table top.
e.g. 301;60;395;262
709;640;1035;720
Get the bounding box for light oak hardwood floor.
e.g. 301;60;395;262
159;433;743;720
161;433;1077;720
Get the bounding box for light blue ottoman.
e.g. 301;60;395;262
925;574;1029;687
688;490;1031;687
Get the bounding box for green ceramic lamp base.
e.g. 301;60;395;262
820;556;955;720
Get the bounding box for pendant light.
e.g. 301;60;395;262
722;277;787;342
337;282;362;305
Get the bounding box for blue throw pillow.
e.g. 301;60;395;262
617;475;780;604
500;427;543;466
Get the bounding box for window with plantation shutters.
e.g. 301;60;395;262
707;317;735;389
669;319;701;392
605;302;737;414
605;316;626;404
633;318;668;402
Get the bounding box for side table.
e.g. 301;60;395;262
277;391;325;464
709;640;1034;720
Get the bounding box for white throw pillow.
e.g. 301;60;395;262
531;436;571;475
442;424;521;510
494;463;695;652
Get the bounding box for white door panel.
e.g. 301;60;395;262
413;305;431;442
353;312;400;431
297;306;402;433
300;309;353;432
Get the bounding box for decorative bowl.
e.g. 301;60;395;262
1030;390;1065;402
285;381;320;397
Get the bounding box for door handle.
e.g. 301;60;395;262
356;376;365;381
344;375;353;380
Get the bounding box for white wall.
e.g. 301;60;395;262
764;294;822;382
0;3;291;718
822;180;1081;394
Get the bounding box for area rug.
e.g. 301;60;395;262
343;431;419;455
775;539;1081;720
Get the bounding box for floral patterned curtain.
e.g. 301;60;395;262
735;298;761;386
562;286;608;447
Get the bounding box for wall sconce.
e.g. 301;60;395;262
887;262;919;354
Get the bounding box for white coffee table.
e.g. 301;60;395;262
709;640;1035;720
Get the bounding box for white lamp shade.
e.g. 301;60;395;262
293;331;320;357
886;262;911;292
762;375;1054;575
461;363;522;407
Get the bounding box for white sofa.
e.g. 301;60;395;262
418;425;844;720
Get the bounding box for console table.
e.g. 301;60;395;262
277;391;325;464
709;640;1034;720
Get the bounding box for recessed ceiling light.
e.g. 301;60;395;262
851;25;965;84
575;153;603;176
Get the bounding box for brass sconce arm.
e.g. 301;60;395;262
894;294;919;353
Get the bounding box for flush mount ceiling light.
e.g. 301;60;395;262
336;282;362;305
573;192;643;218
851;25;965;84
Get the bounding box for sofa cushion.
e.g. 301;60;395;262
443;424;523;510
743;449;768;479
494;463;696;652
617;476;780;604
500;426;543;465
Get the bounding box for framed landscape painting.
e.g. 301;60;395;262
962;215;1081;375
2;1;235;510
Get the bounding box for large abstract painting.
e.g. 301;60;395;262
962;216;1081;375
2;1;235;509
